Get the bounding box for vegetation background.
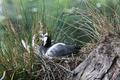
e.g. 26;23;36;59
0;0;120;79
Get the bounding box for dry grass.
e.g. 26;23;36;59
1;0;120;80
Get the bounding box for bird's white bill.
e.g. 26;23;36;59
43;37;48;46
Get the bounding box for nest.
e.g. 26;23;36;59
32;56;83;80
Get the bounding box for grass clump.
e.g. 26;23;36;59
0;0;120;80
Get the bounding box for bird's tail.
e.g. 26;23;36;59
73;45;81;54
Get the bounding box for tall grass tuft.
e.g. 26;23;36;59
0;0;120;79
0;0;73;79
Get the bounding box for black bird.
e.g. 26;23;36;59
39;32;80;58
39;33;51;56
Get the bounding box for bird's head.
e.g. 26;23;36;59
39;32;51;47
